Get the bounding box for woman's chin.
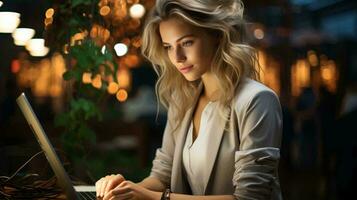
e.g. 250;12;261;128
183;75;200;82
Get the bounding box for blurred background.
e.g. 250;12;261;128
0;0;356;199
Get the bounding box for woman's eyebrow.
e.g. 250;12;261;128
162;34;195;45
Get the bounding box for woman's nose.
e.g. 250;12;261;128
175;46;186;63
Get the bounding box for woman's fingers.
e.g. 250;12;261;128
109;191;133;200
95;178;104;197
112;182;131;195
100;179;109;197
95;174;126;198
105;174;125;195
103;186;132;200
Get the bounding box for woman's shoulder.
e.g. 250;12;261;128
235;78;277;97
232;78;280;110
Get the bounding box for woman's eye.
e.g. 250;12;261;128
182;41;193;47
163;46;172;51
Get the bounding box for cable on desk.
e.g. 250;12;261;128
0;151;62;199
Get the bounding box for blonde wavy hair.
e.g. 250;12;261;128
141;0;260;127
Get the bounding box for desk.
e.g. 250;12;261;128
0;182;96;199
1;191;97;200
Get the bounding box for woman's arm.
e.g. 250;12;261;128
138;177;236;200
103;180;235;200
232;87;283;199
138;176;166;192
152;192;235;200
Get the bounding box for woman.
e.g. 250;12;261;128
96;0;283;199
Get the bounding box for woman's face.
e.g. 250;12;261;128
159;17;217;81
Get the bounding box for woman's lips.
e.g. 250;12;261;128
179;65;193;73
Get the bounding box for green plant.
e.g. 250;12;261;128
47;0;119;161
46;0;151;181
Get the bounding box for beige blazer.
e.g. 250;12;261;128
150;78;283;200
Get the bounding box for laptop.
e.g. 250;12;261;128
16;93;97;200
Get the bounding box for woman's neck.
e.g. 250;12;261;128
201;72;220;102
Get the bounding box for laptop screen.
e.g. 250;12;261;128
16;93;80;199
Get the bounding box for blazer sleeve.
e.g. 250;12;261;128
149;106;175;186
233;90;282;200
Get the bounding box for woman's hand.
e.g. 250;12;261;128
103;180;159;200
95;174;126;198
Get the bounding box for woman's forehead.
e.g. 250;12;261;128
159;17;204;41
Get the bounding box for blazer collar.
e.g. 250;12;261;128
202;103;230;194
171;83;230;194
171;84;200;193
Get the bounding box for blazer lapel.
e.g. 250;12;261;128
171;106;193;193
171;84;202;193
170;83;230;195
203;105;230;194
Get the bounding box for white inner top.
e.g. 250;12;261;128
182;101;218;195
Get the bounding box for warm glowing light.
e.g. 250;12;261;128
50;85;62;97
63;44;69;54
45;8;54;18
124;54;140;68
117;69;131;89
50;53;66;98
15;54;66;98
12;28;35;46
114;0;128;20
297;59;310;87
92;74;102;89
71;31;88;46
291;59;311;96
116;89;128;102
131;36;141;48
102;29;110;42
321;67;332;80
127;19;141;30
122;38;131;46
89;24;110;44
11;59;21;73
0;12;20;33
114;43;128;56
129;4;146;19
127;0;139;4
100;6;111;16
257;50;280;95
307;50;318;67
107;82;119;94
254;28;264;40
320;60;337;92
44;17;53;26
82;72;92;84
33;59;51;97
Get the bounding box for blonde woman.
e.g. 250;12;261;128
96;0;283;199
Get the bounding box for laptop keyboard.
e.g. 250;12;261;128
77;191;96;200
